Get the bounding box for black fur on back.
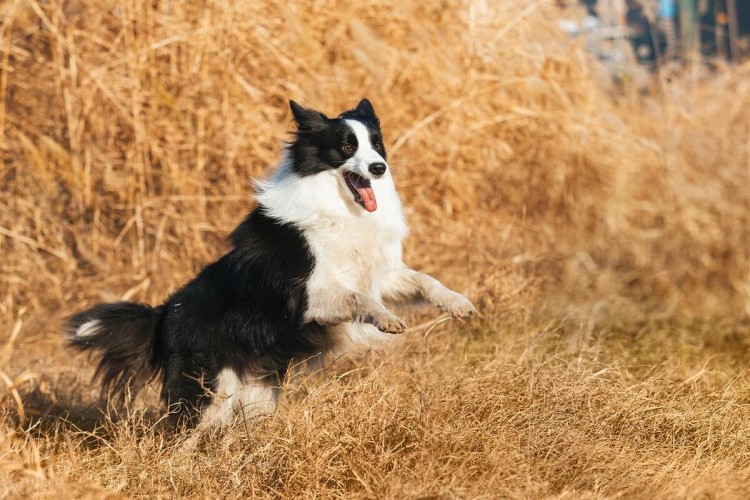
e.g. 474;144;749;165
66;302;163;401
66;210;329;425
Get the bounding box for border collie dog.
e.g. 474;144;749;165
66;99;475;429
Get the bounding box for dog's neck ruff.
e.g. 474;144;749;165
254;156;408;238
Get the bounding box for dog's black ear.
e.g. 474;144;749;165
354;98;378;121
290;100;327;132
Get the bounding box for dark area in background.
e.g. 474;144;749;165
578;0;750;65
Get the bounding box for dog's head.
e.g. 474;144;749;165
288;99;388;213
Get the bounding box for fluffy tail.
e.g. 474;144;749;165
65;302;163;401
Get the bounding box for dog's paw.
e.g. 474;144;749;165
438;293;477;319
368;309;407;334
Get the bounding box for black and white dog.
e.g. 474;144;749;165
66;99;475;429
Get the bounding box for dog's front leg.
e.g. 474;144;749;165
387;269;476;318
304;286;406;334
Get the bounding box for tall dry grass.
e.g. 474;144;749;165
1;0;750;497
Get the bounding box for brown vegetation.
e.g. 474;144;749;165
1;0;749;497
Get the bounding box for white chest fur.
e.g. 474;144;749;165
255;161;408;301
255;160;410;347
303;214;404;299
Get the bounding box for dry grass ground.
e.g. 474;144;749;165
1;0;750;497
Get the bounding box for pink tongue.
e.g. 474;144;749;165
358;185;377;212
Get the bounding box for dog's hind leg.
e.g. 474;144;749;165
195;368;242;429
178;370;279;450
162;359;212;428
236;376;280;421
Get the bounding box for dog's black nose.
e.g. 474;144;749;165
368;163;386;176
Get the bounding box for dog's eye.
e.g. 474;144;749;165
342;144;354;154
374;142;383;151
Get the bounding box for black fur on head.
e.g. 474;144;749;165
339;98;380;128
288;99;386;177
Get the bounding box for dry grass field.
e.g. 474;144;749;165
1;0;750;497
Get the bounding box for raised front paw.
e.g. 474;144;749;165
438;293;477;319
367;309;407;334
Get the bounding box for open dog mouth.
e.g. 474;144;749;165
343;171;377;212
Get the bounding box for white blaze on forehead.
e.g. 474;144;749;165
344;119;385;167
